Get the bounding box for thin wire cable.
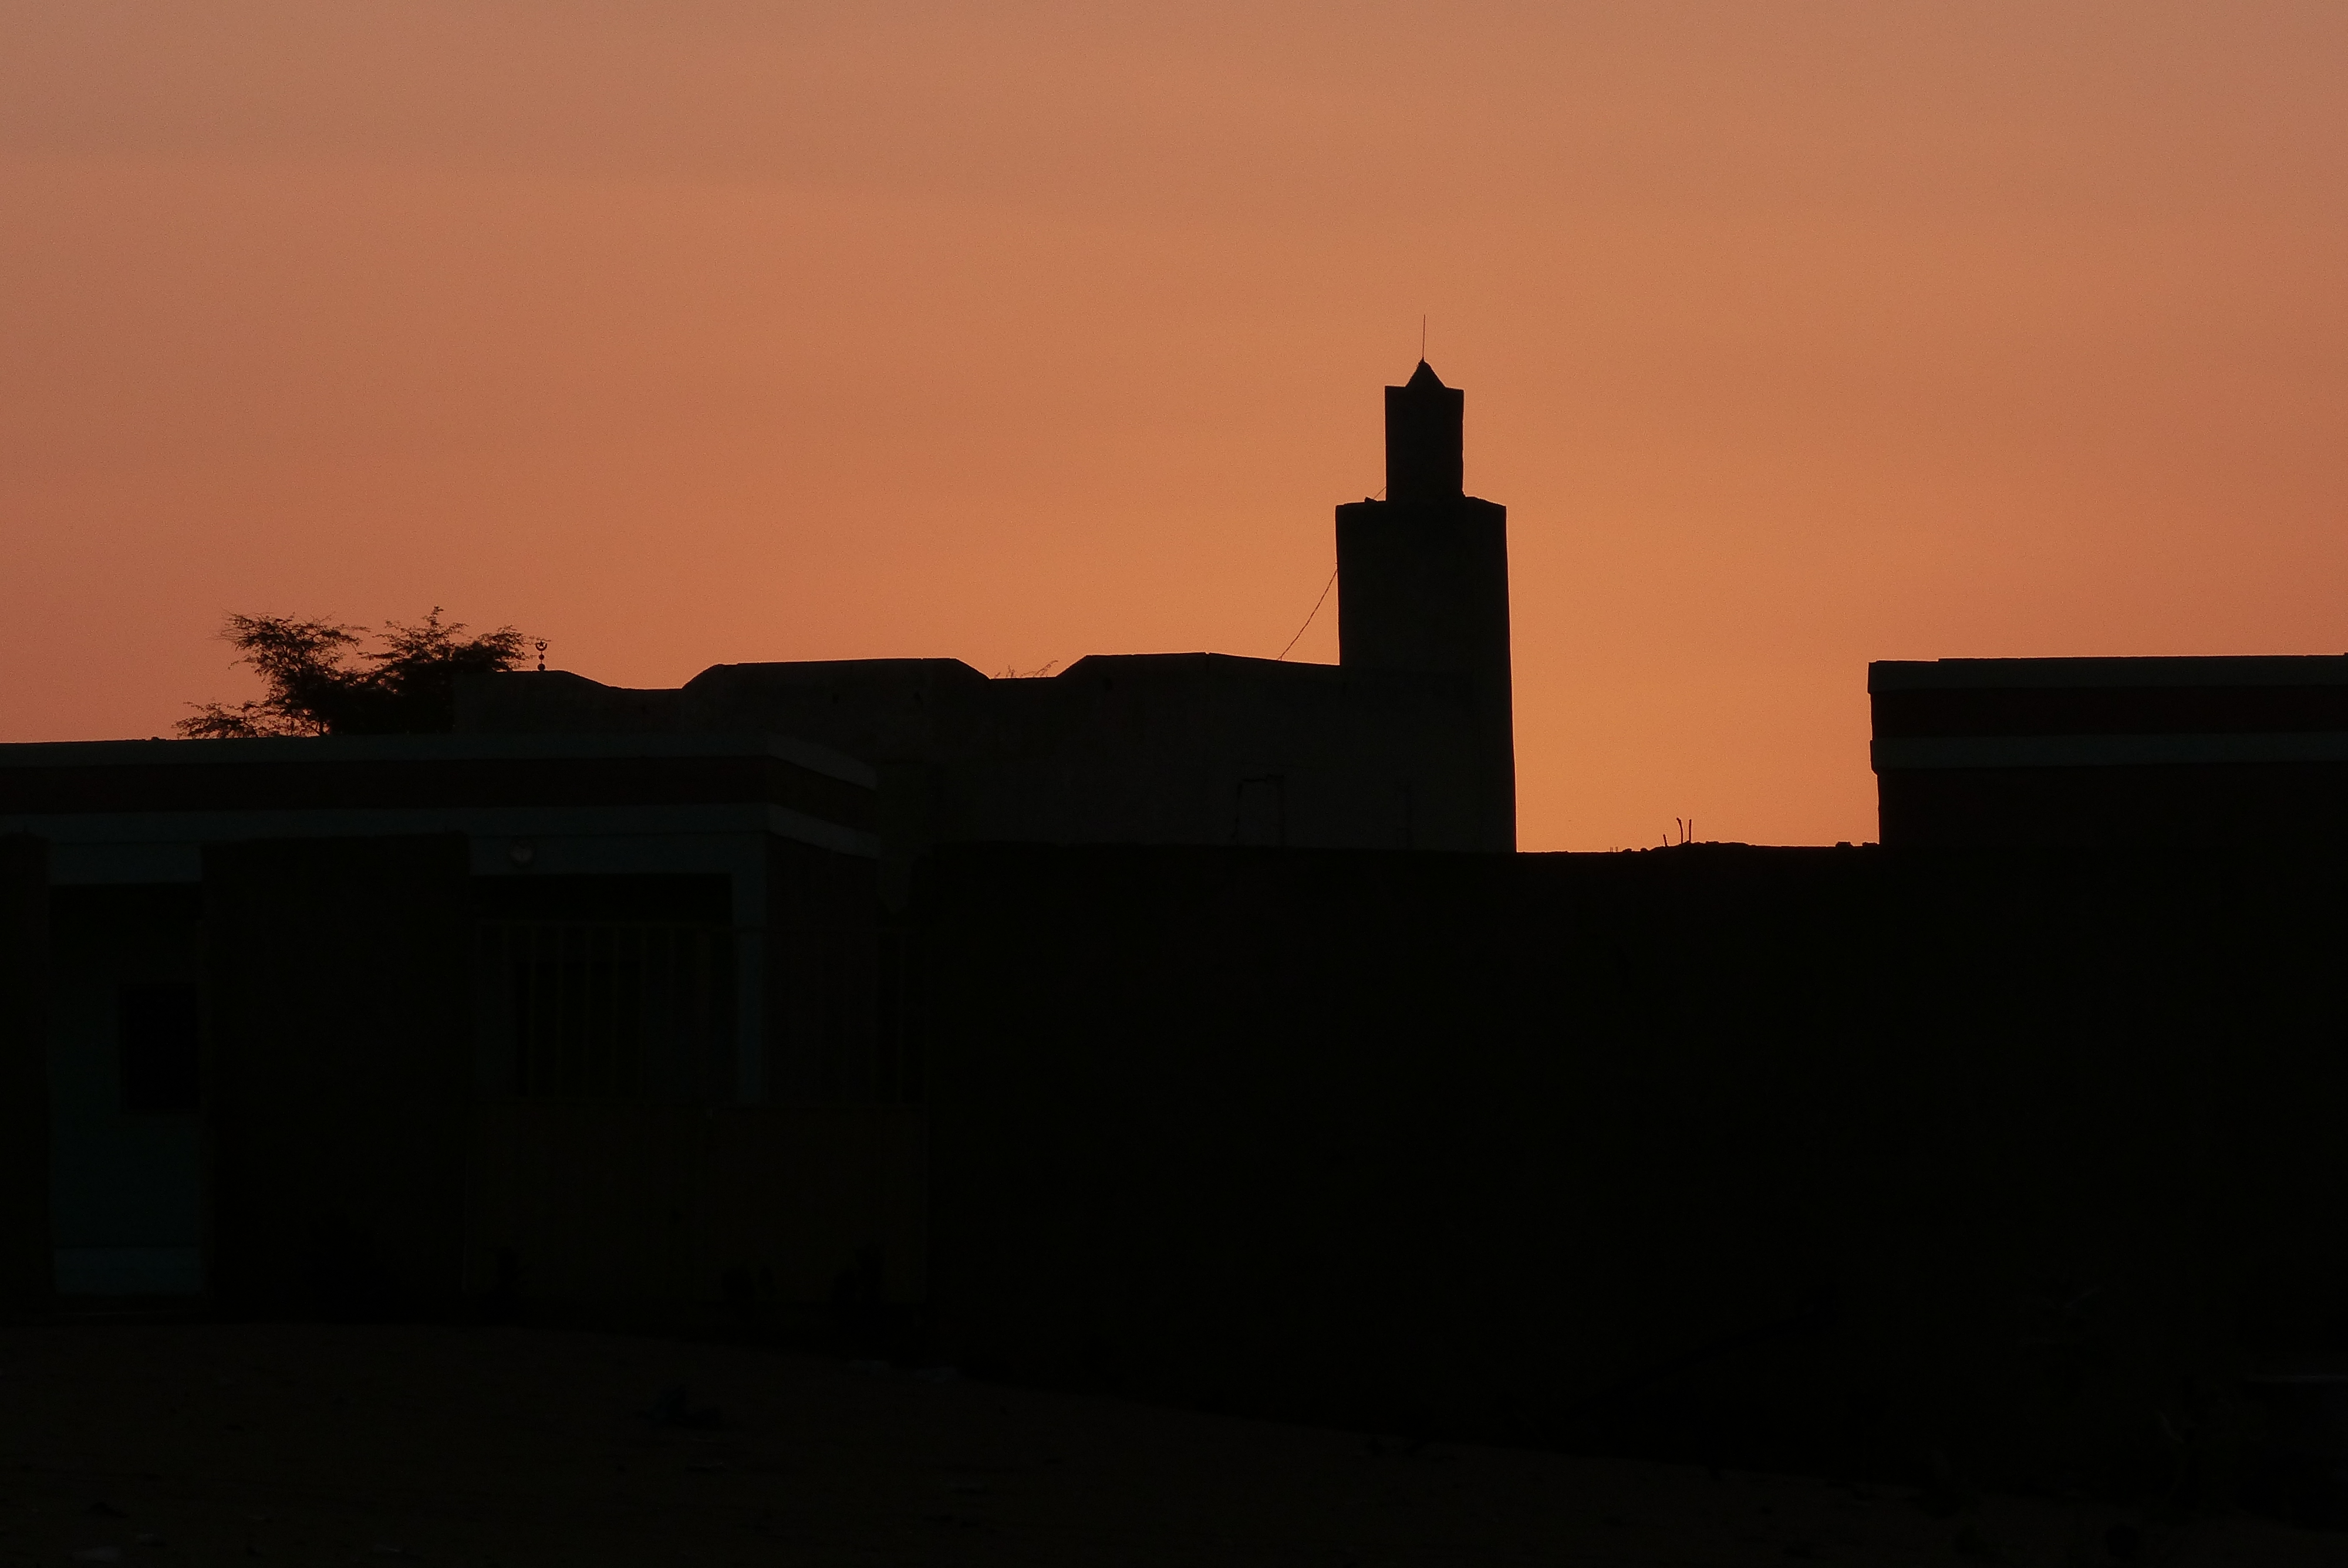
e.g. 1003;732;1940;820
1276;567;1338;661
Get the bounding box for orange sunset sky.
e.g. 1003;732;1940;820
4;3;2344;849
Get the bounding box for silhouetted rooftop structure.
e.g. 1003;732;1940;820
1385;359;1465;503
1871;654;2348;847
455;360;1517;860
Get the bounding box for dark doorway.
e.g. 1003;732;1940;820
119;982;202;1113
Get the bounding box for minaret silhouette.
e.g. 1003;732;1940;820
1336;360;1515;850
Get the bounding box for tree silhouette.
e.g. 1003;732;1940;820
178;609;531;738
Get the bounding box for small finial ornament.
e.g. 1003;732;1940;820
535;638;548;673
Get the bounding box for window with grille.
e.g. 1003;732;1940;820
474;922;736;1103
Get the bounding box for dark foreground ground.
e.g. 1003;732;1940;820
0;1324;2337;1567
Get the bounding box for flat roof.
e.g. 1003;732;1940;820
0;731;874;789
1869;655;2348;693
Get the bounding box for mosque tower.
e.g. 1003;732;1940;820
1334;361;1516;850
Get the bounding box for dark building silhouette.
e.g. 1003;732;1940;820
9;362;2348;1516
458;360;1516;857
0;735;883;1297
1873;654;2348;847
0;361;1511;1302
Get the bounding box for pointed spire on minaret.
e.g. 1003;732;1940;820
1385;360;1465;503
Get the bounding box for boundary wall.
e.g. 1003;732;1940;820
919;843;2348;1502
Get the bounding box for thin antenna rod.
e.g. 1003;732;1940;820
1421;315;1427;360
